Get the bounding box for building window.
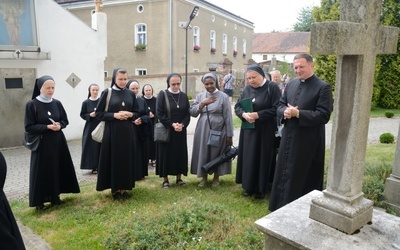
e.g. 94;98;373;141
263;55;268;60
210;30;216;52
135;24;147;46
211;15;215;22
193;69;200;73
222;34;227;55
135;69;147;76
193;26;200;48
233;36;237;55
137;5;144;13
104;71;108;78
242;39;247;56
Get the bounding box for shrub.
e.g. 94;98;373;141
187;94;193;100
379;133;395;144
363;162;392;207
385;111;394;118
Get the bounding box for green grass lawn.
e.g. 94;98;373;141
11;163;267;249
370;106;400;118
10;143;396;249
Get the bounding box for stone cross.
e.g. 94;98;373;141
309;0;399;234
384;122;400;214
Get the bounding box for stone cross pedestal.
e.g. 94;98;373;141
384;122;400;215
309;0;399;234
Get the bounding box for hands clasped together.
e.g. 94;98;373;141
284;104;300;119
242;112;259;124
172;122;184;132
114;111;134;120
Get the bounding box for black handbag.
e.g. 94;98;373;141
154;90;171;143
23;132;41;151
23;100;41;151
202;146;238;174
206;105;223;147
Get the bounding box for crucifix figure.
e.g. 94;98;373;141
309;0;399;234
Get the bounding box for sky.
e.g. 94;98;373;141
206;0;321;32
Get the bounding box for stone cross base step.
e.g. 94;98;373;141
255;190;400;250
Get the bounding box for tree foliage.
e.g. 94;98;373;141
292;6;314;32
375;0;400;108
312;0;340;91
311;0;400;108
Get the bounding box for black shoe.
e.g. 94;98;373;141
242;191;254;197
36;204;48;211
254;193;266;199
112;192;122;200
122;191;131;199
51;196;64;205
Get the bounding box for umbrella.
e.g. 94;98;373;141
202;146;238;174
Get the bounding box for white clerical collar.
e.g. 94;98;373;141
212;89;219;94
89;97;99;101
143;95;153;99
168;88;180;94
36;95;53;103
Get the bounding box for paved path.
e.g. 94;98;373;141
1;117;399;249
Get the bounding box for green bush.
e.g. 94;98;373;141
363;162;392;207
384;111;395;118
187;94;193;100
379;133;395;144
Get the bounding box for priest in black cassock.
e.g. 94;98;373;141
80;84;101;173
24;75;80;210
269;53;333;211
234;65;281;199
0;151;25;250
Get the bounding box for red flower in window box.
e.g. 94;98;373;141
193;45;201;51
233;50;238;56
243;52;246;57
210;47;216;53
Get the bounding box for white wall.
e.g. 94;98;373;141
0;0;106;140
252;53;296;64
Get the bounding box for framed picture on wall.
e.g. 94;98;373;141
0;0;39;51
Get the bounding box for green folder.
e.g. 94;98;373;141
240;98;255;129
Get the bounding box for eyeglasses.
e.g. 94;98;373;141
170;83;181;86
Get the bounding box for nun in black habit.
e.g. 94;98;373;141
127;79;151;180
156;73;190;188
0;151;25;250
141;84;157;167
80;84;101;173
24;75;80;210
234;65;281;199
95;68;139;200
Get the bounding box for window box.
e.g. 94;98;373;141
135;44;146;51
243;52;246;57
210;47;216;53
193;45;201;51
233;50;238;56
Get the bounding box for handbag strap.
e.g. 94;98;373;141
163;90;171;118
105;88;112;112
205;105;224;131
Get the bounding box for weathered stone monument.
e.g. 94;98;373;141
309;0;398;234
255;0;400;248
385;122;400;215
